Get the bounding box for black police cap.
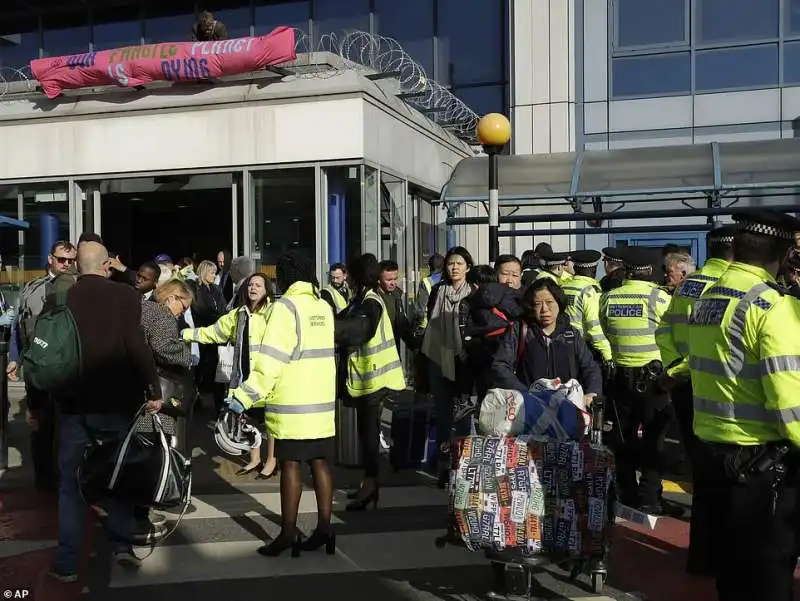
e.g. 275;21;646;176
707;224;738;244
732;210;800;241
602;247;624;263
621;246;662;271
570;249;602;268
539;249;569;266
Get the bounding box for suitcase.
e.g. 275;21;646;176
388;399;437;471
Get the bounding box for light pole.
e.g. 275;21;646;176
476;113;512;264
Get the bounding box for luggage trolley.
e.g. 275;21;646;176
435;398;615;600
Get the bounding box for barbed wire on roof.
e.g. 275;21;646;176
0;66;36;98
291;29;478;142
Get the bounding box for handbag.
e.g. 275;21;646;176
216;344;234;383
80;405;192;511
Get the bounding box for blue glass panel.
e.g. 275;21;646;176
204;3;253;39
42;13;91;58
255;1;310;36
93;6;142;51
312;0;370;41
695;44;777;91
697;0;778;43
374;0;434;77
0;17;39;71
790;0;800;34
144;1;196;44
437;0;505;86
612;52;690;97
616;0;686;48
455;84;506;118
784;41;800;84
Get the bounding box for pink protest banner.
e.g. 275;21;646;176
31;26;296;99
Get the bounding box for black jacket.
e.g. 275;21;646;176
600;269;625;292
193;283;226;327
56;275;161;415
491;314;602;396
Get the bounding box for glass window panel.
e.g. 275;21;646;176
312;0;370;41
252;168;317;269
203;2;253;39
616;0;686;48
374;0;434;77
362;166;380;257
21;187;70;273
255;1;310;36
42;12;91;58
695;44;778;91
92;6;142;51
454;85;506;118
784;41;800;84
0;16;39;71
611;52;690;97
790;0;800;34
697;0;778;43
437;0;505;86
144;1;196;44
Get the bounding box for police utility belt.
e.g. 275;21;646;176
617;360;664;393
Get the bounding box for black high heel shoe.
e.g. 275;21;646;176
235;462;263;477
257;530;302;558
299;528;336;554
346;487;379;511
255;464;279;480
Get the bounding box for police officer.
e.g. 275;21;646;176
600;247;674;514
562;249;612;363
223;252;338;558
534;249;571;284
688;210;800;601
655;224;736;574
599;247;625;292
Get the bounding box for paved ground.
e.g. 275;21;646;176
0;383;759;601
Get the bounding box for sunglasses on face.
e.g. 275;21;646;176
53;256;75;265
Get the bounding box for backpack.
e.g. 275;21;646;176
18;276;51;349
21;290;82;392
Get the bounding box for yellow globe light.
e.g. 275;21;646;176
476;113;511;146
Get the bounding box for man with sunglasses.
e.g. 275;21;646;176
7;240;77;491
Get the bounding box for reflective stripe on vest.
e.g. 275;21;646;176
347;289;406;397
323;285;348;313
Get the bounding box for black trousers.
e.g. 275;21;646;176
26;384;58;491
608;370;672;507
356;401;382;479
672;380;698;463
694;442;800;601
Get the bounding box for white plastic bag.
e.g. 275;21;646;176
478;388;526;436
215;345;234;383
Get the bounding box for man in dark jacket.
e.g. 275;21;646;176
377;260;415;352
48;241;163;583
600;246;625;292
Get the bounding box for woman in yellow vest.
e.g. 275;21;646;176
336;253;406;510
182;273;278;480
224;252;338;558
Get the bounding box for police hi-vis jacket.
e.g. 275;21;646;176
563;275;612;362
600;279;671;368
687;262;800;447
656;257;730;378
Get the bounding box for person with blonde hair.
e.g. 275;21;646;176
193;259;227;414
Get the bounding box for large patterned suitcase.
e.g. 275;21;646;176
446;435;615;558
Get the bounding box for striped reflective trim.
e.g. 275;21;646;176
349;359;404;381
647;288;663;323
612;343;660;353
212;321;227;340
675;342;689;354
695;396;800;425
299;348;335;359
606;326;654;337
276;297;304;361
689;355;760;379
240;382;261;404
725;282;771;378
250;344;291;364
586;319;601;328
264;401;336;415
655;326;671;337
606;293;652;300
663;313;688;324
360;338;396;357
761;355;800;375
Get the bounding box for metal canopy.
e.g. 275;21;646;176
441;138;800;204
0;216;29;229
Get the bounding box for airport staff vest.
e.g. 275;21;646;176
656;258;729;378
688;263;800;446
323;285;349;314
347;289;406;397
563;275;612;361
232;282;336;440
600;279;671;367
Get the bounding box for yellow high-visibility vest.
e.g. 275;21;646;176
600;279;671;367
347;289;406;397
563;275;612;361
687;262;800;446
322;285;350;314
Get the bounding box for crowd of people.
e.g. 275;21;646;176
3;213;800;600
